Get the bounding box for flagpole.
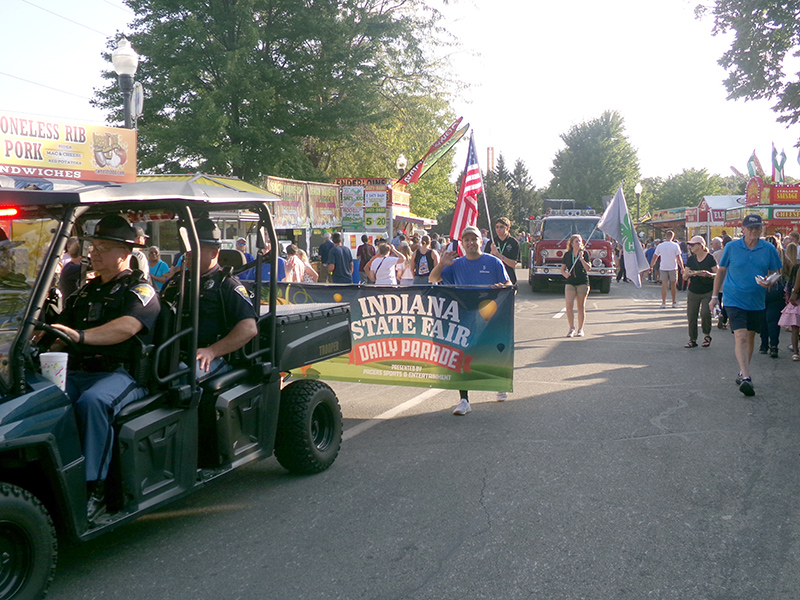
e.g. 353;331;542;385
470;131;493;233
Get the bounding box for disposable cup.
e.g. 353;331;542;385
40;352;68;391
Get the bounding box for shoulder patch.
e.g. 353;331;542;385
131;284;157;306
234;284;254;305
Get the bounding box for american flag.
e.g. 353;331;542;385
450;132;482;240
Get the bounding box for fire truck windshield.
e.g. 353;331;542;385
541;218;605;242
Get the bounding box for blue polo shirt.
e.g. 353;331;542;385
719;238;782;311
440;253;509;286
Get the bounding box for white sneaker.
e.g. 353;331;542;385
567;328;575;338
672;302;677;308
660;304;666;309
576;329;585;337
453;398;471;415
496;392;507;402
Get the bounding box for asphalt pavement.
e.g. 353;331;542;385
50;272;800;600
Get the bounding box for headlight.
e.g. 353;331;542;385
597;249;607;258
592;258;603;267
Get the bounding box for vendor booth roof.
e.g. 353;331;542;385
395;212;437;227
702;195;744;211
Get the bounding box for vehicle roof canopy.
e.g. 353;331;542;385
0;180;279;220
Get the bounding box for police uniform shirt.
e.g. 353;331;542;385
163;264;256;348
62;270;160;363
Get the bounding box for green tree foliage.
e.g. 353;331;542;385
547;110;640;210
648;168;728;211
697;1;800;129
94;0;454;183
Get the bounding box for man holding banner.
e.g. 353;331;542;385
429;225;511;414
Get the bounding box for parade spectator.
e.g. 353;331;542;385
759;236;786;357
429;225;511;412
560;234;591;338
412;235;439;284
296;248;319;283
650;231;682;308
678;240;690;291
485;217;520;284
239;239;286;282
787;231;800;245
328;232;354;283
356;235;376;284
365;243;402;284
614;242;629;282
709;214;782;396
778;242;800;361
283;244;305;282
397;245;415;286
682;235;717;348
59;236;82;299
644;241;656;282
318;232;334;283
131;226;153;284
235;237;254;263
714;236;729;329
147;246;170;290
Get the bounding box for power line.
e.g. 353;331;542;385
21;0;110;37
101;0;135;14
0;70;93;101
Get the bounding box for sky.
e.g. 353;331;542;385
1;0;798;192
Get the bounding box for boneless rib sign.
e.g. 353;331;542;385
275;283;514;392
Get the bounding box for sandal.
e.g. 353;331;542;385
793;354;800;362
684;340;698;348
702;336;712;347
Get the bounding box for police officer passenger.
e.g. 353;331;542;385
161;219;258;379
50;215;160;519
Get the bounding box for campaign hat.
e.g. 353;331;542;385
195;218;221;245
83;215;143;247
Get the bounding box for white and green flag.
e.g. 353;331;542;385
597;186;649;288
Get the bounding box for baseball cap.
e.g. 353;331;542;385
195;218;221;245
83;215;142;247
742;214;763;228
688;235;706;246
461;225;481;239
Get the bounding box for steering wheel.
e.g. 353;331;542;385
31;320;80;353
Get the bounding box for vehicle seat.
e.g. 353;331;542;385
218;249;247;270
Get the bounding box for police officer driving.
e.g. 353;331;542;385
161;218;258;380
49;215;160;522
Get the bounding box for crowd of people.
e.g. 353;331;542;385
628;220;800;397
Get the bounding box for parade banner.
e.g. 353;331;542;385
276;282;514;392
0;110;136;183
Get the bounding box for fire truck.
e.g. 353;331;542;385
528;209;614;293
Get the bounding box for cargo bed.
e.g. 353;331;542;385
264;302;352;372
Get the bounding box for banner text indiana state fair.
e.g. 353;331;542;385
276;283;514;392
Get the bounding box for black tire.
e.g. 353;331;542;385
274;380;342;475
596;277;611;294
0;483;57;600
530;275;545;293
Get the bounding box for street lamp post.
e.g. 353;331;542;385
391;154;408;239
634;182;643;222
111;38;139;129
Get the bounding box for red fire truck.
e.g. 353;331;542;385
528;209;614;293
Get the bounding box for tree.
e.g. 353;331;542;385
697;1;800;129
649;169;728;211
547;110;640;210
94;0;455;183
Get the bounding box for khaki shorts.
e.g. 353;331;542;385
661;269;678;283
565;283;589;296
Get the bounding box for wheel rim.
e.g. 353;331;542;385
310;401;335;452
0;520;34;598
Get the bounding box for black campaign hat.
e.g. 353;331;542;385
83;215;143;247
195;218;221;245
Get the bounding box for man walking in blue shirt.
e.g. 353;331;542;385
709;214;781;396
429;225;511;414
